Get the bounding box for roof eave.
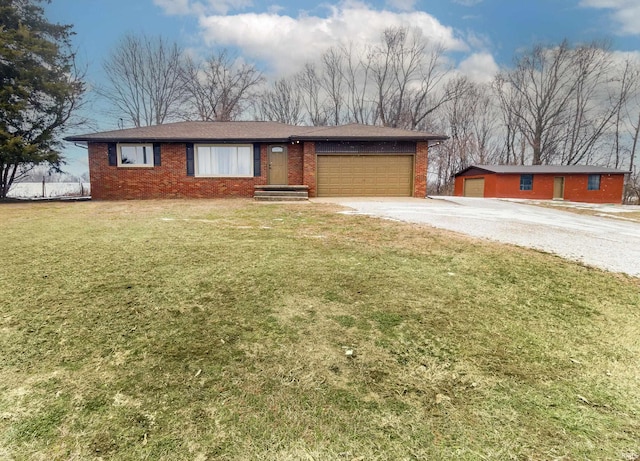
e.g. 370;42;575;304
454;164;631;176
290;135;449;142
67;135;450;143
453;166;495;177
490;169;630;175
64;137;292;143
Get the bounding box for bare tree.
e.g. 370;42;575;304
340;43;376;125
629;110;640;177
370;27;415;127
296;63;328;126
497;40;626;165
558;42;625;165
468;83;502;164
370;27;425;128
493;74;526;164
100;34;185;127
499;41;579;164
406;43;459;131
257;77;304;125
609;58;640;170
428;79;500;193
366;27;457;130
612;59;640;203
320;48;345;125
182;50;263;122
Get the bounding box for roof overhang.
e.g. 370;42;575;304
454;164;631;177
290;135;449;142
64;121;449;145
67;137;292;144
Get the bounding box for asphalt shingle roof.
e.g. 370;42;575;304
290;123;449;141
65;121;306;142
65;121;448;143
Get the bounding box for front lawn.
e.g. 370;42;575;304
1;200;638;460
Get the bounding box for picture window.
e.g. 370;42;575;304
195;145;253;177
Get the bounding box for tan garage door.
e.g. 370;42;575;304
317;155;413;197
463;178;485;197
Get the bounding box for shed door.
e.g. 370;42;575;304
553;177;565;199
463;178;485;197
317;155;413;197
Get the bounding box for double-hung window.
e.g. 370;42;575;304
520;174;533;191
587;174;601;191
119;144;154;167
195;145;253;177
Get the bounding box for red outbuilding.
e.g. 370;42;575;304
453;165;629;204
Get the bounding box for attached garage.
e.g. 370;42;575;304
317;154;413;197
314;141;417;197
463;178;485;197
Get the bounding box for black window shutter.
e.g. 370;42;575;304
107;143;117;166
253;144;261;177
153;143;161;166
186;143;194;176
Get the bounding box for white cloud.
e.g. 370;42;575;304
197;3;467;76
464;30;492;51
579;0;640;35
457;52;499;83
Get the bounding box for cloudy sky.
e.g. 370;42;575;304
47;0;640;175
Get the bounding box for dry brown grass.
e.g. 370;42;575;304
0;199;639;460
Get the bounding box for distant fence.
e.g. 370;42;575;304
8;182;91;199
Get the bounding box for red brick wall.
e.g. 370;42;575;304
302;142;317;197
561;174;624;203
453;176;463;196
493;173;624;203
494;173;551;199
88;142;269;200
287;143;304;185
454;172;625;204
414;141;428;198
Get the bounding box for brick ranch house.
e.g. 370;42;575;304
454;164;629;204
65;121;448;200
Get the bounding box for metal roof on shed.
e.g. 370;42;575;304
454;164;630;176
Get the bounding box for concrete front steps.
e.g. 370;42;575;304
254;185;309;201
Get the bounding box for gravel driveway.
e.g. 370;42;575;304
315;197;640;277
